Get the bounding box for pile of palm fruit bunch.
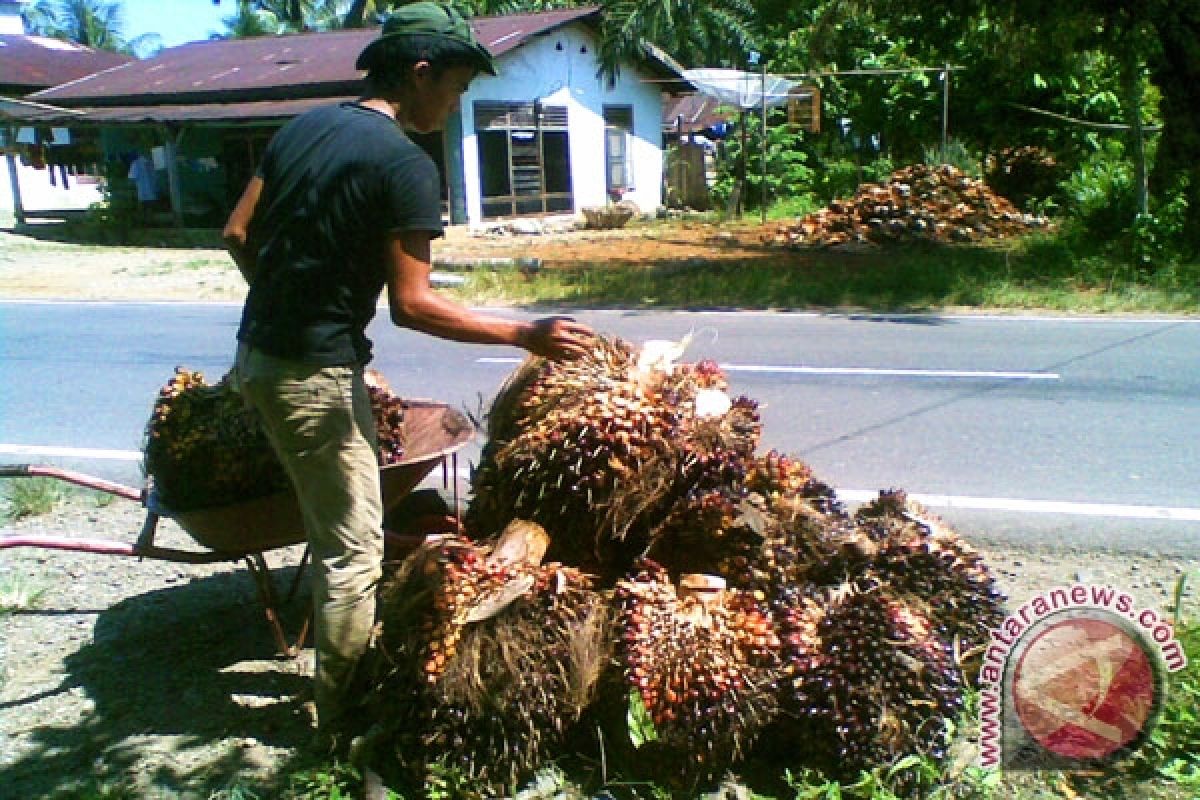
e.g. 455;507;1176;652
773;163;1049;248
445;334;1008;788
357;522;611;796
143;366;288;511
983;145;1061;209
143;366;409;511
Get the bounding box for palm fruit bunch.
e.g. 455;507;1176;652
143;366;287;511
363;534;610;796
606;559;781;787
467;336;687;574
769;580;965;771
851;490;1006;658
144;366;411;511
468;337;765;579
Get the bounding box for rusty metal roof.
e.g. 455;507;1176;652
663;93;734;133
33;6;603;107
0;34;132;93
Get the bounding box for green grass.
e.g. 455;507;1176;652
2;476;65;520
448;233;1199;315
0;570;48;615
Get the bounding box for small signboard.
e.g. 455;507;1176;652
787;85;821;133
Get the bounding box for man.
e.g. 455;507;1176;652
222;1;592;753
127;151;159;211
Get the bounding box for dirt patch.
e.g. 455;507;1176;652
2;495;1196;798
0;222;849;304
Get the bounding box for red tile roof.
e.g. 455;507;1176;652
0;34;132;93
33;6;602;106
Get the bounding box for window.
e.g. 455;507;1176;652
474;101;573;219
603;105;633;199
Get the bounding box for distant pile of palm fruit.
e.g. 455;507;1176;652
362;334;1007;796
143;366;409;511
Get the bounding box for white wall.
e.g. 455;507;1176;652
2;158;104;220
458;23;665;225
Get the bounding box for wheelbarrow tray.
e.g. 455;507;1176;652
149;399;474;555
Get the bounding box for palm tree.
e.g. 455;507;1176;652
597;0;757;79
26;0;128;51
217;0;287;37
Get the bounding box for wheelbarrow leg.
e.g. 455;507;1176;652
243;553;311;658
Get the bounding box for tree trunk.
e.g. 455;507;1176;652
343;0;370;28
1149;9;1200;256
1119;42;1148;217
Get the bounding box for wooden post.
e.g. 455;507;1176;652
941;63;950;163
161;124;184;227
4;126;25;226
5;151;24;226
760;60;768;225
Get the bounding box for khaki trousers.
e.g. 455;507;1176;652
235;345;382;732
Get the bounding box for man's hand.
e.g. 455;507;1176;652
520;316;594;361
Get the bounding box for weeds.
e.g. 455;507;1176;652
0;570;48;614
2;476;64;520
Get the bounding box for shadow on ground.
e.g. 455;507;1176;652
1;567;315;797
6;220;223;250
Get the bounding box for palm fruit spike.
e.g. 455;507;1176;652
610;560;780;787
772;580;963;774
853;489;1006;656
364;369;407;465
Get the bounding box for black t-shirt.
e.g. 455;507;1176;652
237;102;443;365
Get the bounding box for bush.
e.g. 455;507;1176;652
812;156;896;205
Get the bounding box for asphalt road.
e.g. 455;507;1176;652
2;302;1197;554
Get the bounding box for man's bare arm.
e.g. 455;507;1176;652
222;176;264;283
385;230;592;360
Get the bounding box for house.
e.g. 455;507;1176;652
21;6;689;227
0;0;133;222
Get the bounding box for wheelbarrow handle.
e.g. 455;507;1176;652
0;463;143;502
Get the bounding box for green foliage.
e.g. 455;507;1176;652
922;137;980;177
1121;617;1200;788
626;690;659;748
277;761;369;799
2;477;65;520
25;0;127;52
710;110;814;212
425;756;475;800
811;157;895;205
597;0;757;79
0;571;49;615
783;752;1000;800
1057;141;1192;268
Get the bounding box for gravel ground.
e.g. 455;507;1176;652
3;494;1196;799
2;227;1198;797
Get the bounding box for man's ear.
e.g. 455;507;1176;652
412;60;434;82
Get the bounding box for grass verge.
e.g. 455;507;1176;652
2;476;66;521
449;234;1199;315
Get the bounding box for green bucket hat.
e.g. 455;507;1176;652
355;1;497;76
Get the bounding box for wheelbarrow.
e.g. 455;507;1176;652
0;399;475;656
